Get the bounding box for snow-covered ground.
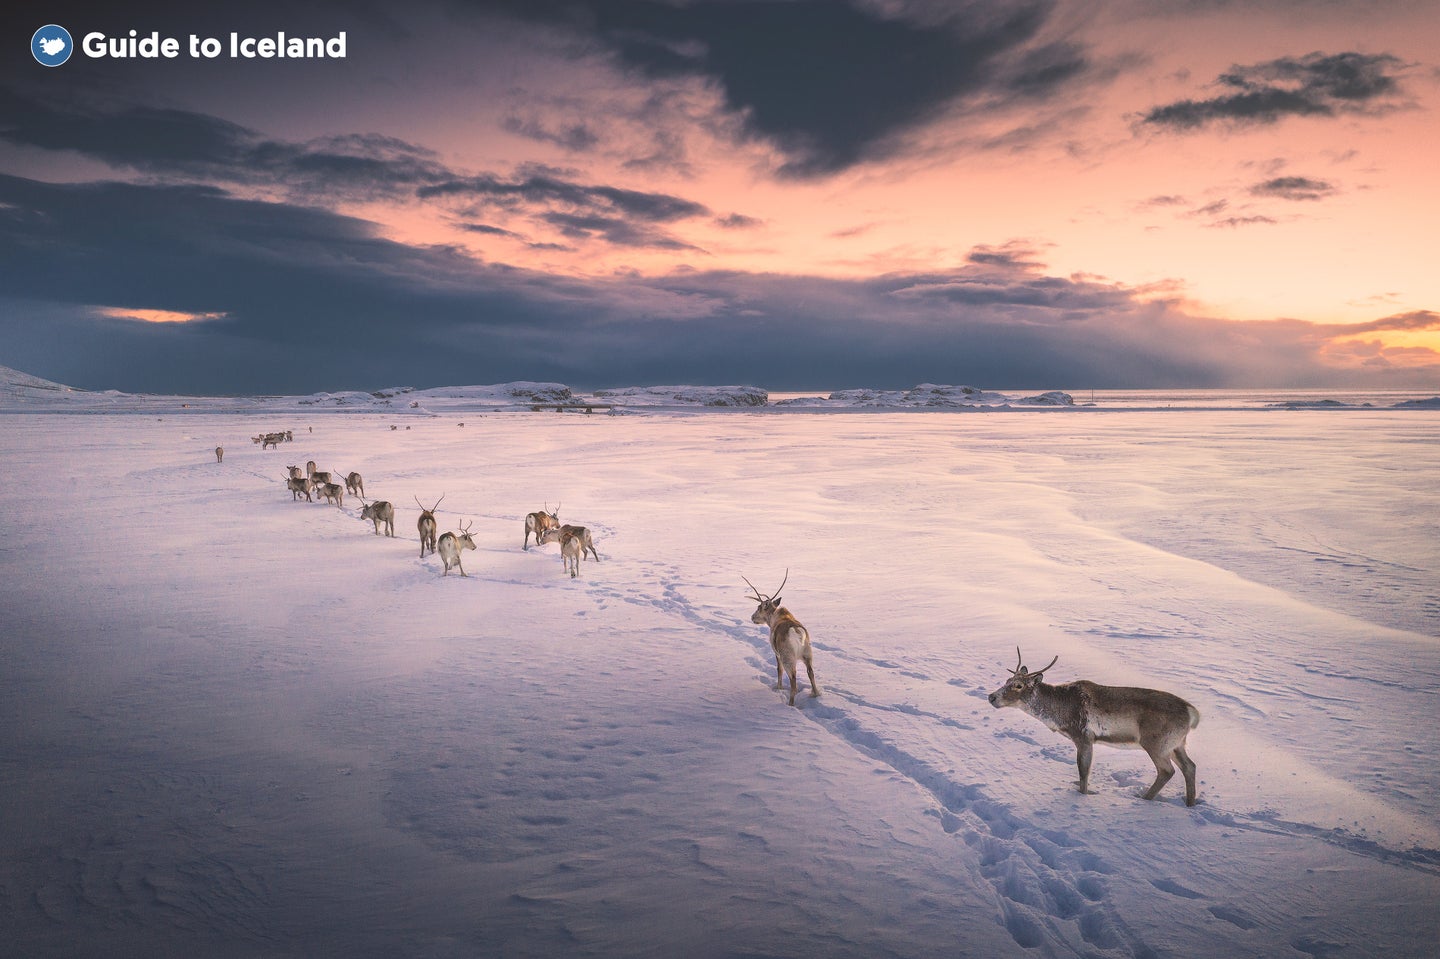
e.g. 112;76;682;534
1;386;1438;958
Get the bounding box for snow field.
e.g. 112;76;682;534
1;409;1437;958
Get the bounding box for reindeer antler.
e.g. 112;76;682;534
1010;647;1058;678
772;568;789;599
741;575;765;600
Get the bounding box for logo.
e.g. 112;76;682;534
32;24;73;66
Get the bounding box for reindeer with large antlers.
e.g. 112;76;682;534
989;648;1201;806
523;503;560;550
415;495;443;558
437;520;476;577
744;570;821;707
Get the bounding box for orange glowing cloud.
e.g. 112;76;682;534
97;307;227;325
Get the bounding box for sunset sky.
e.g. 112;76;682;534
3;0;1438;393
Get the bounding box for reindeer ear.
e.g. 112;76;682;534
772;596;781;606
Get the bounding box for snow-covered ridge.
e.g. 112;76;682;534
3;363;1437;413
777;384;1075;408
592;384;768;407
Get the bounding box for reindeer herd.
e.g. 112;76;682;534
229;428;1203;807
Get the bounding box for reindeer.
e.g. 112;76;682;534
538;527;587;577
215;446;224;463
988;648;1201;806
523;503;560;549
560;532;583;578
262;433;283;449
744;570;821;706
345;471;364;498
538;524;600;562
285;474;312;502
359;497;395;537
287;465;305;480
415;495;443;558
318;481;345;507
437;520;476;576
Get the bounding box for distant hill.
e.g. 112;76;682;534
0;363;81;400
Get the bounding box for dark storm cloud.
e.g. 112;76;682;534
417;168;714;248
467;0;1080;177
0;87;454;199
6;171;1417;394
417;170;710;222
1140;51;1409;130
1249;176;1335;201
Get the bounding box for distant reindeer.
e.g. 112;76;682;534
415;495;443;558
438;520;476;576
345;471;364;497
744;570;821;706
262;433;283;449
523;502;560;549
318;481;345;507
359;497;395;537
215;446;223;463
285;474;312;502
252;434;265;445
538;524;600;562
988;648;1201;806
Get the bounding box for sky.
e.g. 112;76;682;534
2;0;1438;394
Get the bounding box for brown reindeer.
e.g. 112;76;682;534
360;497;395;537
744;570;821;706
523;503;560;549
537;524;600;562
438;520;476;577
415;495;443;558
989;648;1201;806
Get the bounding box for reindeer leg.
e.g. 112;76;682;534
1142;750;1176;801
1076;740;1094;795
804;652;820;698
1174;744;1197;806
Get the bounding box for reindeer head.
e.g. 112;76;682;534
454;519;476;550
743;569;788;624
988;647;1059;708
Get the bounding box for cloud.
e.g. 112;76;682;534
714;213;763;230
0;86;455;200
481;0;1088;177
501;113;602;152
1207;215;1277;228
1249;176;1336;201
1139;51;1410;131
1;174;1433;394
417;167;713;249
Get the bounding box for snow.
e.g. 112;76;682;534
1;374;1438;958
